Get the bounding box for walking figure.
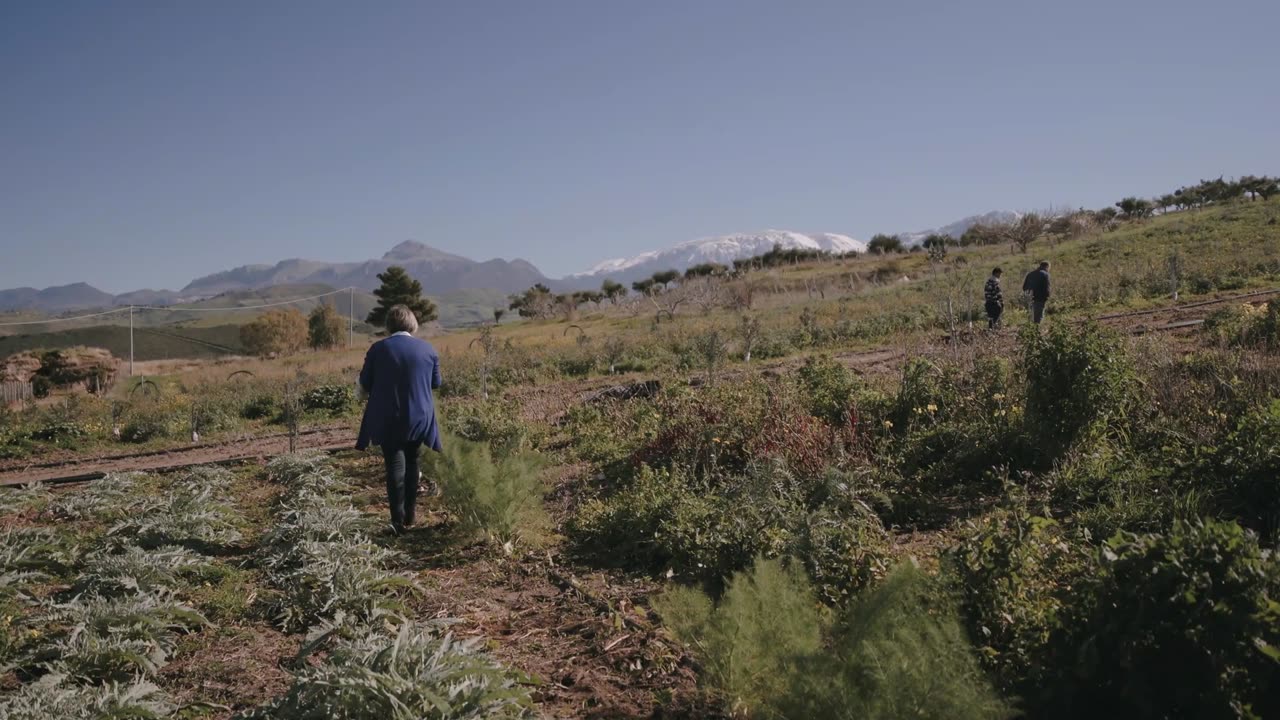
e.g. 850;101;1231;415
984;267;1004;329
1022;261;1051;325
356;305;443;536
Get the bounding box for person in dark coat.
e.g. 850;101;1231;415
1022;261;1051;324
356;305;442;535
984;267;1004;329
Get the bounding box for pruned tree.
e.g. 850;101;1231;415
470;325;499;399
367;266;437;328
307;302;345;350
997;213;1048;253
601;336;627;374
737;313;762;363
242;308;308;357
693;330;728;386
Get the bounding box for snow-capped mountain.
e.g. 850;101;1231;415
566;230;865;286
898;211;1021;246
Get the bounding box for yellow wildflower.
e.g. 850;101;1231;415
926;403;938;413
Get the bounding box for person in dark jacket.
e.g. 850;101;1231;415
1022;261;1051;324
984;267;1004;329
356;305;442;535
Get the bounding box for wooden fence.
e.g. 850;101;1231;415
1;381;33;405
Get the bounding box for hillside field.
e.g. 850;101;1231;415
2;197;1280;719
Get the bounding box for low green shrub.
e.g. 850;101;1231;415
570;462;890;594
796;354;860;425
1198;399;1280;539
945;506;1090;695
426;433;548;548
655;557;1013;720
30;421;89;444
1043;519;1280;720
240;393;278;420
1022;322;1135;458
447;400;539;457
119;413;178;444
301;384;353;415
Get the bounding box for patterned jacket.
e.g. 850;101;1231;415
984;276;1003;305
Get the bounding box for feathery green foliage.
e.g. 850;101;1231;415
656;558;1012;720
427;433;548;548
654;557;824;716
240;622;534;719
783;563;1014;720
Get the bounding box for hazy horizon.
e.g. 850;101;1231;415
3;0;1278;293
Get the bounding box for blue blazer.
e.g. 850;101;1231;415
356;333;442;452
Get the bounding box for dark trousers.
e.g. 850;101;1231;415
1031;300;1047;324
985;301;1003;329
381;440;422;529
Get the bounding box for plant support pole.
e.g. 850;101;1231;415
129;305;134;376
349;287;354;348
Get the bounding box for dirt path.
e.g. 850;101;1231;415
0;425;356;486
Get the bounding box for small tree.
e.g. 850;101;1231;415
242;308;308;357
738;314;762;363
632;278;657;296
867;234;904;254
1115;197;1152;220
508;283;556;319
307;302;345;350
999;214;1047;253
601;279;628;304
366;266;437;328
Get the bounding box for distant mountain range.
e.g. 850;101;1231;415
0;211;1014;316
563;230;866;287
0;241;547;315
180;241;545;297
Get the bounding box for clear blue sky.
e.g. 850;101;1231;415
2;0;1277;293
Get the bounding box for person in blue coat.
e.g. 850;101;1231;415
356;304;442;535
